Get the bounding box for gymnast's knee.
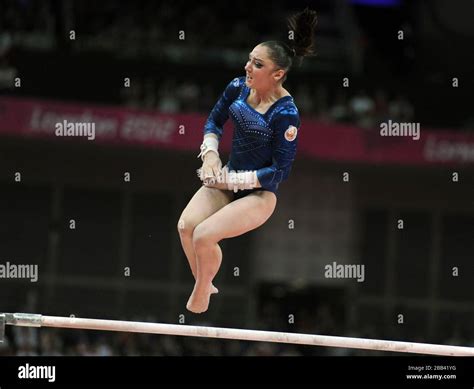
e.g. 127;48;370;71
192;223;214;250
177;217;194;238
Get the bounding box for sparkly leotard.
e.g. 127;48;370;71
204;77;300;194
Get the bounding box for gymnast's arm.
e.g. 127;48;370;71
255;106;300;189
198;78;242;181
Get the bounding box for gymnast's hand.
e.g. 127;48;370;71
200;151;222;184
201;165;228;190
203;180;228;190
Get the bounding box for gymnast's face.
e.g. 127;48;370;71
245;45;285;90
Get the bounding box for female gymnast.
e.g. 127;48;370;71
178;9;318;313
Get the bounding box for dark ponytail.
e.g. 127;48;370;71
288;8;318;59
261;8;318;81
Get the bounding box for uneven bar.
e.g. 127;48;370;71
2;313;474;356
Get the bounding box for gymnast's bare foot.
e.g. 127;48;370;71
211;283;219;294
186;283;212;313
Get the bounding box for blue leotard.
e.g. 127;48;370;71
203;77;300;193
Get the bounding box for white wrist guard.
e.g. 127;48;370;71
197;134;219;161
223;167;258;193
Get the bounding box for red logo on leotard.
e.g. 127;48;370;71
284;125;298;142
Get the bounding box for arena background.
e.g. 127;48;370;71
0;0;473;358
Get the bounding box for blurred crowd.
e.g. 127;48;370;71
0;0;285;51
0;0;421;130
121;77;415;129
2;0;472;130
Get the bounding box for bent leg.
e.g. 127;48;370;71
177;186;233;292
187;191;277;313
